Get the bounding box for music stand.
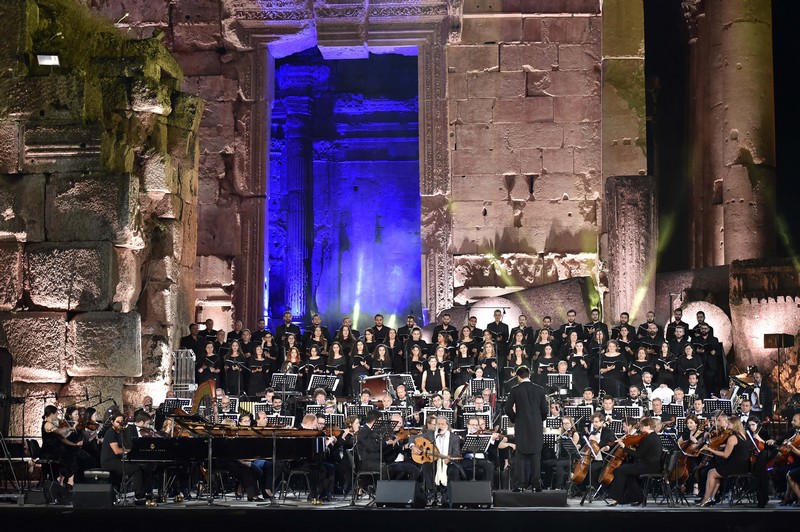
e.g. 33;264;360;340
463;412;491;431
470;378;495;396
370;418;398;481
662;433;690;506
271;373;297;401
613;406;643;419
543;433;559;453
499;415;512;435
463;434;493;480
704;398;732;415
252;402;273;416
305;405;324;416
675;416;687;434
547;374;573;393
308;374;339;393
324;413;345;428
564;406;593;421
545;416;563;430
608;419;624;436
663;404;685;419
423;408;455;427
265;415;294;428
346;404;375;420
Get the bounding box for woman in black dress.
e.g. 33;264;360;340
349;339;372;396
370;344;393;376
699;416;751;506
41;405;83;488
261;331;280;374
334;325;356;356
224;340;246;395
597;339;627;397
363;328;378;354
627;346;655;390
535;344;559;387
616;325;636;362
304;344;327;391
458;326;479;357
197;341;222;385
451;342;475;391
567;340;590;394
326;341;348;397
421;355;446;394
676;344;704;390
247;345;270;396
407;344;425;390
385;328;404;373
557;330;579;360
654;341;677;389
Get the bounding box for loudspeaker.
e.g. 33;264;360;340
449;481;492;508
41;480;70;505
764;334;795;349
493;489;568;507
375;480;425;508
72;483;114;508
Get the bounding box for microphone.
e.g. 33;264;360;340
85;387;90;402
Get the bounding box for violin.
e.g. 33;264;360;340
323;426;345;438
767;431;800;468
396;427;422;441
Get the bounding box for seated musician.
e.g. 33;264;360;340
255;410;269;427
429;393;444;410
313;388;328;406
678;414;704;495
580;387;595;407
607;417;663;506
289;414;333;503
385;412;422;482
357;390;372;407
40;405;84;490
412;415;463;505
314;414;338;499
698;415;750;507
580;412;616;488
543;417;580;489
334;415;360;494
767;412;800;506
100;412;153;505
356;410;398;483
441;388;454;410
271;395;284;415
737;399;755;425
240;414;274;499
649;398;666;421
690;398;708;421
621;385;644;408
599;396;622;422
394;384;412;409
461;416;495;482
671;387;687;410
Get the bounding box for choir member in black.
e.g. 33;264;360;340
397;315;418;342
404;327;427;359
581;413;617;488
654;341;677;388
429;331;453;359
432;312;458;347
665;308;691;342
275;310;301;346
669;324;690;359
363;328;378;354
627;346;654;389
283;332;302;360
558;329;579;359
486;309;510;357
279;347;303;392
368;313;389;343
478;340;499;384
179;323;204;357
584;308;609;343
639;322;664;357
261;331;280;371
685;371;707;400
466;315;483;345
421;355;446;394
461;416;496;481
691;310;714;339
212;329;228;356
349;339;372;395
558;309;584;348
101;412;152;504
239;329;256;357
504;366;549;491
508;330;530;358
597;340;627;398
334;324;356;355
305;325;329;355
303;314;331;344
750;370;774;419
506;344;530;384
534;315;557;350
611;312;637;341
607;417;663;506
224;339;246;396
543;417;580;489
41;405;84;489
698;416;750;506
432;345;452;389
676;344;703;390
509;314;534;351
197;341;222;385
251;318;268;345
588;328;608;361
451;342;475;390
693;323;722;392
384;328;404;373
202;318;218;343
370;344;393;376
407;344;425;390
636;311;663;342
616;324;636;361
534;344;559;387
303;344;327;391
247;345;270;397
566;340;590;393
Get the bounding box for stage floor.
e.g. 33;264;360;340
0;491;796;531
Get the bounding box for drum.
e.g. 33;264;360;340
360;375;394;408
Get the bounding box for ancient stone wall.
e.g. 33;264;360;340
0;0;201;435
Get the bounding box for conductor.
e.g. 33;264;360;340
504;365;549;491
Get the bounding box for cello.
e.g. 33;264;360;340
673;419;707;484
598;427;647;486
767;431;800;469
571;436;601;484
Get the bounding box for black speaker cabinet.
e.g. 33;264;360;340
493;489;568;507
375;480;425;508
449;481;492;508
72;483;114;509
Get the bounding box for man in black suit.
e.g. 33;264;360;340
607;417;663;506
504;365;549;491
581;412;617;488
584;308;609;343
179;323;204;357
750;370;774;419
275;311;301;346
665;308;690;342
557;309;584;346
202;318;218;343
397;315;417;341
486;309;510;357
611;312;636;340
369;314;389;343
432;313;458;347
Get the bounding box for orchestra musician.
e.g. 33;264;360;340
41;405;85;490
580;412;617;488
766;412;800;505
542;416;580;489
698;415;750;507
100;412;153;505
607;417;663;506
412;415;463;505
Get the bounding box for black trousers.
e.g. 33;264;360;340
608;464;646;503
387;461;421;481
543;458;571;489
103;461;146;498
514;452;542;489
461;458;494;482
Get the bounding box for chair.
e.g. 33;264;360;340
282;468;312;501
26;439;57;484
722;473;756;507
638;451;675;507
347;448;381;501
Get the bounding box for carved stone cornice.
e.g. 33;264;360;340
681;0;703;40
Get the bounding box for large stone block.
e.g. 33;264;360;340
461;15;523;44
554;96;601;123
558;44;601;70
9;382;62;438
544;15;601;45
0;243;23;310
456;99;494;123
602;0;644;58
173;0;222;23
543;147;574;174
196;203;241;257
0;120;21;174
67;311;142;377
89;0;170;25
467;72;526;98
26;242;114;312
502;122;564;149
113;247;142;313
60;377;126;412
183;75;239;102
542;70;599;97
451;148;521;175
494;97;553;122
45;172;140;245
0;174;45;242
505;277;594;324
499;43;558;72
172;23;222;52
447;45;500;73
0;312;67;383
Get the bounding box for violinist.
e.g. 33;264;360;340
41;405;84;490
335;415;360;494
766;412;800;505
607;417;663;506
100;413;152;505
677;414;704;495
698;415;750;507
385;412;422;482
543;417;580;489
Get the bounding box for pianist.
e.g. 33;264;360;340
101;413;154;506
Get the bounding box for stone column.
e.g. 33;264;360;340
718;0;776;261
283;96;313;318
605;176;657;324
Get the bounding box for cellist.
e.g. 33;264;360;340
577;413;616;489
607;417;663;506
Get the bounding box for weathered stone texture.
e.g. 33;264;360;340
25;241;114;312
45;172;140;244
0;243;23;310
504;277;593;325
0;174;46;242
67;311;142;377
0;312;68;383
0;121;21;174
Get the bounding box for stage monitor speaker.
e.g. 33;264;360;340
375;480;425;508
72;483;114;509
449;481;492;508
493;489;568;507
764;334;795;349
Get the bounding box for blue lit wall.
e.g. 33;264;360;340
266;48;421;331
